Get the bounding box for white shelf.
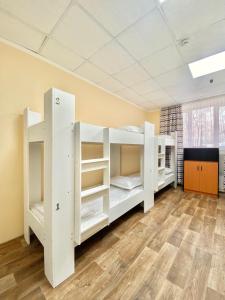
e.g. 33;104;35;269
81;185;109;198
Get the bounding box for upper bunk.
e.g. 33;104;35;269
158;134;176;146
78;122;145;145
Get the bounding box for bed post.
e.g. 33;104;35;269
143;122;155;212
24;108;42;244
44;88;75;287
172;131;178;188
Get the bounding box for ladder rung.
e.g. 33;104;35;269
81;158;109;173
81;185;109;198
81;158;109;164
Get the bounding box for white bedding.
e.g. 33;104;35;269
30;184;144;225
165;167;173;175
110;173;142;190
119;125;144;134
30;202;44;223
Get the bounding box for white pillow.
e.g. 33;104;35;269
111;175;142;190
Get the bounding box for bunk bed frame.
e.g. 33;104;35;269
154;133;177;192
24;88;155;287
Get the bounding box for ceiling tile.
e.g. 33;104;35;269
164;82;199;102
132;78;160;95
74;62;108;83
0;10;44;51
117;9;173;60
0;0;70;33
113;63;149;86
197;82;225;100
52;4;111;58
141;45;183;77
116;87;142;102
160;0;225;39
143;89;173;103
97;77;124;92
41;39;84;70
178;19;225;63
90;40;135;74
77;0;155;36
141;101;160;110
155;65;193;88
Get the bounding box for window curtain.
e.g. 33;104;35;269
183;95;225;191
160;104;183;184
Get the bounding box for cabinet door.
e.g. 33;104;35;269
199;162;218;195
184;161;200;192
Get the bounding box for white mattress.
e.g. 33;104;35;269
30;202;44;224
119;125;144;134
30;185;144;226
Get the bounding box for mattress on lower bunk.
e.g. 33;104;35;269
81;185;143;224
30;179;144;226
30;202;44;224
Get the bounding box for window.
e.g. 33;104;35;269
183;96;225;150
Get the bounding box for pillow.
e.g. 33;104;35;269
111;174;142;190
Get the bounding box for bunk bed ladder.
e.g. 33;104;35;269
75;124;110;245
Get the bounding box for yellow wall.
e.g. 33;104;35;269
0;41;149;243
147;110;160;134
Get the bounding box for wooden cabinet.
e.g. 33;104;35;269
184;160;218;195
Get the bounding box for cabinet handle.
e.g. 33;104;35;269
197;166;199;171
201;165;202;171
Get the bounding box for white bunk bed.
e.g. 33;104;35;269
74;122;154;245
154;133;177;192
24;88;155;287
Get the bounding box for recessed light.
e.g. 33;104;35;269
188;51;225;78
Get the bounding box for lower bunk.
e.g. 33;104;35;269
30;183;145;242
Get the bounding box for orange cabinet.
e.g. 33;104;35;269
184;160;218;196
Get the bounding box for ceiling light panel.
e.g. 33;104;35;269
77;0;156;36
189;51;225;78
41;39;84;70
117;9;172;60
52;4;111;58
0;0;71;33
0;10;44;51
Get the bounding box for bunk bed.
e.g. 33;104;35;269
154;133;177;192
24;88;155;287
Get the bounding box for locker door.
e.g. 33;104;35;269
199;162;218;195
184;161;200;192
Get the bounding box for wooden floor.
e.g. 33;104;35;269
1;187;225;300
